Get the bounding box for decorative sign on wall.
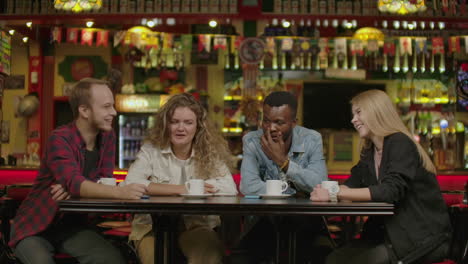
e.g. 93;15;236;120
58;56;108;95
457;62;468;111
59;56;107;82
0;31;11;76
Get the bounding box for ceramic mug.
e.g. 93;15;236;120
266;180;288;195
97;178;116;186
321;181;339;194
185;179;205;195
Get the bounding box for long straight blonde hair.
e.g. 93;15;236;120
351;89;436;174
146;93;233;179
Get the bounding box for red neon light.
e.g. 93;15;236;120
0;169;128;185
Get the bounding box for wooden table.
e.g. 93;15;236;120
59;196;394;264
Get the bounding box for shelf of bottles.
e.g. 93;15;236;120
395;79;457;106
223;72;284;136
118;114;155;168
1;0;238;15
115;93;167;168
266;0;465;17
224;35;464;77
392;77;467;171
411;111;465;171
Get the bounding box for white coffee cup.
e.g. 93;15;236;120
97;178;116;186
266;180;288;195
185;179;205;195
321;181;339;194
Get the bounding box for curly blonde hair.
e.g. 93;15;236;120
351;89;436;174
146;93;234;179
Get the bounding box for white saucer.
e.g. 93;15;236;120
180;193;212;199
260;194;292;199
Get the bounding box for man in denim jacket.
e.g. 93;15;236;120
239;91;329;263
240;91;327;196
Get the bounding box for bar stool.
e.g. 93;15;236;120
98;222;140;264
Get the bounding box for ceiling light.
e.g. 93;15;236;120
166;18;176;26
8;29;14;35
323;19;329;27
353;27;385;41
22;37;28;43
147;20;156;28
402;21;408;29
209;20;217;28
420;21;425;29
438;22;445;30
382;20;388;28
332;19;338;28
26;22;32;28
86;21;94;28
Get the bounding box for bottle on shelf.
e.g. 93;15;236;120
124;142;130;158
140;118;148;136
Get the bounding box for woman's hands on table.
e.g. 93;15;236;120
117;183;148;199
310;184;330;202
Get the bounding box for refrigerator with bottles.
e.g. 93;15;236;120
114;93;169;169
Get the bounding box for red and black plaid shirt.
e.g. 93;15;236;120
9;122;115;247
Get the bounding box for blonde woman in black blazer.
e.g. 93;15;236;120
311;90;451;264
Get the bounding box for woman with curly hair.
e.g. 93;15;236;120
123;93;237;264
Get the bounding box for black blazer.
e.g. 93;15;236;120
345;132;451;264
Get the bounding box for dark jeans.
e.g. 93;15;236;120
12;222;125;264
240;215;333;264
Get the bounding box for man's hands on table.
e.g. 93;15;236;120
51;184;70;201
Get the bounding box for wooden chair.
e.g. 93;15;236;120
435;189;468;264
447;203;468;264
1;185;78;264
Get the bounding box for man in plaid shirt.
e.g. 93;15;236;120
10;78;147;264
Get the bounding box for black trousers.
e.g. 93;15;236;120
326;239;449;264
239;215;333;264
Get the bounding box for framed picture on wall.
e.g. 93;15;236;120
0;74;4;97
191;49;218;65
5;75;25;90
1;120;10;143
